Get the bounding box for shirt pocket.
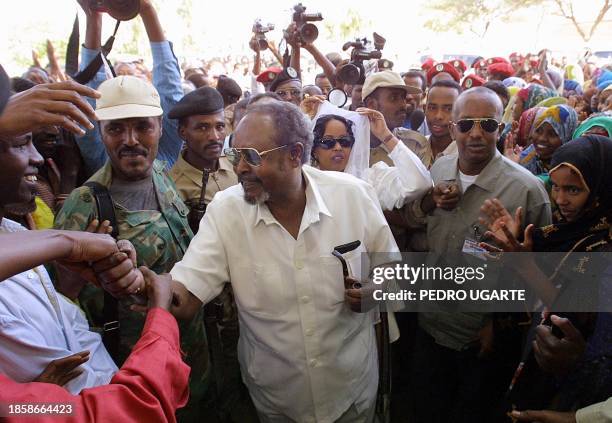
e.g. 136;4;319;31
240;263;290;317
316;249;365;310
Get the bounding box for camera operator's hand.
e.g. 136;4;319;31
284;22;302;49
0;81;99;138
249;36;261;53
77;0;101;17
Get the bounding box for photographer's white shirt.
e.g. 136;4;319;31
171;165;399;422
0;219;118;394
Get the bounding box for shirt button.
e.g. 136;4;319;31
300;296;310;304
305;328;314;336
27;273;35;279
295;260;304;270
309;359;318;367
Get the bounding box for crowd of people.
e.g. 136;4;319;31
0;0;612;422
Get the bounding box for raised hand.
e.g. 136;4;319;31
355;107;394;144
300;95;324;119
479;199;522;244
0;81;99;137
503;130;522;163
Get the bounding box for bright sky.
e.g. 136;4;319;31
0;0;610;76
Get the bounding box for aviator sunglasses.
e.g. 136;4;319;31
224;145;288;167
453;118;501;134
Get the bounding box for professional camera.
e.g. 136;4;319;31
252;20;275;51
338;32;387;85
292;3;323;44
89;0;140;21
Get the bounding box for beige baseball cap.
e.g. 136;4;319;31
95;75;163;121
362;70;422;100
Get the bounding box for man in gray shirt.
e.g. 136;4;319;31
410;87;552;422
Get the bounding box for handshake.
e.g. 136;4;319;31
58;222;171;311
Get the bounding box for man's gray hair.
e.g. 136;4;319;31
248;101;313;164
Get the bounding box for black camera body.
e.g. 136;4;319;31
252;20;275;51
292;3;323;44
338;32;387;85
89;0;140;21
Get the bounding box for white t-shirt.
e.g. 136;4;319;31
459;170;478;193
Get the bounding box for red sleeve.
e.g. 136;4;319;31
0;308;190;423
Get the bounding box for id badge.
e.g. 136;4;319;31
462;238;488;261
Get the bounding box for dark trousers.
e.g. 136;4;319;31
409;328;506;423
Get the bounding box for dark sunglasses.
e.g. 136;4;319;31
315;136;355;149
453;118;501;134
224;145;288;167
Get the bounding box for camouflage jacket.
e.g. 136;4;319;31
54;160;192;273
53;161;209;414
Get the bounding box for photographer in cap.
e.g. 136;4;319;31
54;75;211;421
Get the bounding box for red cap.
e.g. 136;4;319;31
461;74;486;89
487;62;515;78
451;59;467;73
473;59;487;70
256;66;282;83
426;62;461;84
487;57;510;65
421;58;436;72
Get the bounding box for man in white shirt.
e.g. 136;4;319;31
144;100;399;422
0;109;140;393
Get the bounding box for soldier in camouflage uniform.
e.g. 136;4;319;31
54;75;211;422
167;87;258;422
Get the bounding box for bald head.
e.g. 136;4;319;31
452;87;503;121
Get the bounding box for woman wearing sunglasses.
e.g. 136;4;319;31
310;109;432;211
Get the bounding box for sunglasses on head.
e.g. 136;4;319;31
315;136;355;149
224;145;288;167
453;118;501;134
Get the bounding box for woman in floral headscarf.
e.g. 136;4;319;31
512;84;558;122
519;104;579;179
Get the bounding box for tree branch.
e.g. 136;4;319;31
553;0;588;42
588;0;611;40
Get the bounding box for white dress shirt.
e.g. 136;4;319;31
0;219;117;394
365;141;433;210
171;165;400;422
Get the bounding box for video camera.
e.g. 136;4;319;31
252;19;275;51
292;3;323;44
338;32;387;85
89;0;140;21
